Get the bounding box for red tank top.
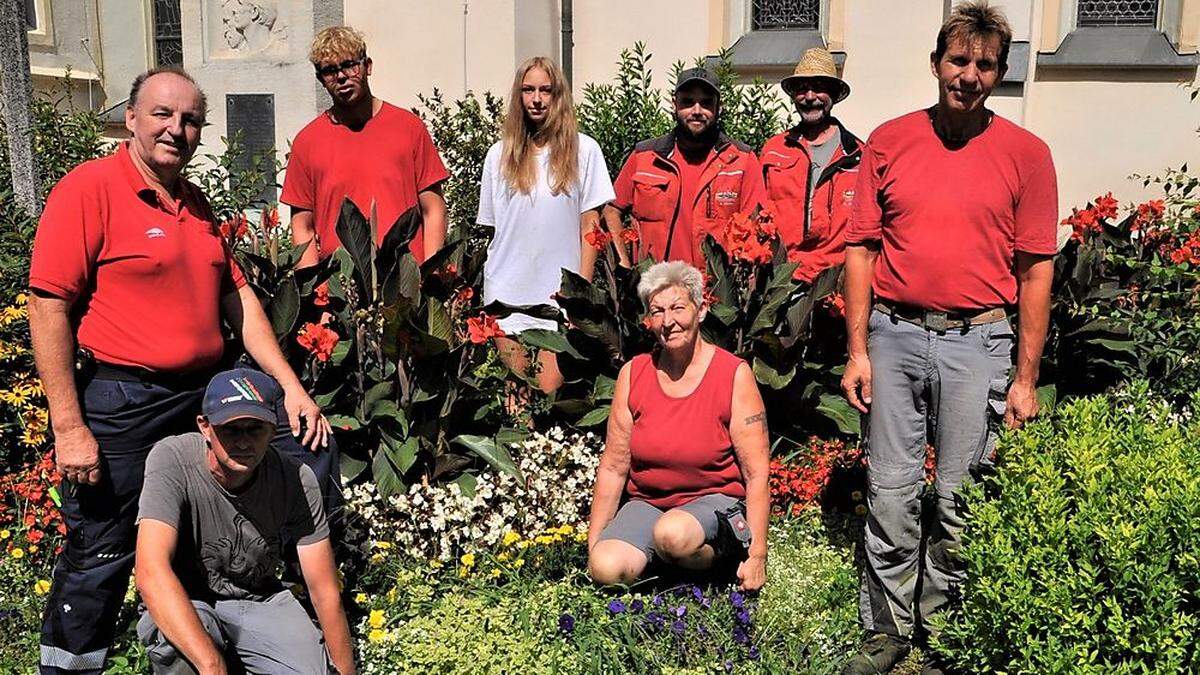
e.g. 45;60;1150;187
625;346;746;509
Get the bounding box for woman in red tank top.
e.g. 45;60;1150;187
586;262;770;591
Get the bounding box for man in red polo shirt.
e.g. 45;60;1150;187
604;68;766;269
28;68;328;675
839;4;1057;673
760;48;863;283
283;26;449;267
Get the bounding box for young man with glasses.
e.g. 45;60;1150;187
760;48;863;283
282;26;449;267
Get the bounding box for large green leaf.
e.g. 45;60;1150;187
817;393;861;436
371;449;403;499
451;434;524;482
376;205;423;280
335;198;376;306
340;453;368;482
750;260;800;332
577;404;611;427
268;276;300;338
592;374;616;401
384;435;419;475
519;329;584;359
371;400;409;437
426;301;454;345
326;414;362;431
752;357;796;390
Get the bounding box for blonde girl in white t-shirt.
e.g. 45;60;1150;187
477;56;615;394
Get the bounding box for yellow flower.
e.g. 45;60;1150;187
556;525;574;536
11;548;24;560
512;558;525;569
354;592;367;604
429;559;443;569
374;541;392;550
534;535;553;545
369;553;384;564
517;540;531;550
460;552;475;568
0;530;9;540
386;588;397;602
28;545;37;554
488;569;501;579
368;609;385;629
34;580;50;595
502;531;521;547
497;552;510;562
574;533;588;543
368;629;386;642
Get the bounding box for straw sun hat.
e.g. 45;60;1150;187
780;48;850;103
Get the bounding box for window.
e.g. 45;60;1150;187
1076;0;1158;27
752;0;819;31
23;0;36;30
153;0;183;66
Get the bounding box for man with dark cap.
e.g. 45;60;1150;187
134;368;354;675
604;67;766;268
761;48;864;283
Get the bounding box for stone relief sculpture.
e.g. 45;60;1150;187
221;0;286;53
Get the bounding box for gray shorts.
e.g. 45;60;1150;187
598;493;743;561
137;589;333;674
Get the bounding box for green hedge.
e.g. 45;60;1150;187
934;382;1200;673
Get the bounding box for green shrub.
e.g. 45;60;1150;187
934;382;1200;673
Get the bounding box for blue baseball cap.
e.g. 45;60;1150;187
202;368;280;426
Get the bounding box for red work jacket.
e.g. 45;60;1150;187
760;121;863;282
613;132;766;268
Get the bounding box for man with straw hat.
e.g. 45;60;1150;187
760;48;863;284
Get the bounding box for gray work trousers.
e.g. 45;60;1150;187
137;590;332;674
859;308;1012;638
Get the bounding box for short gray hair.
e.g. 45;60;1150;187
637;261;705;308
128;67;208;120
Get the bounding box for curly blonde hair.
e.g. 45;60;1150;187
935;1;1013;70
309;26;366;66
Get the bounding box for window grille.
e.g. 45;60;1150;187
1077;0;1158;27
153;0;183;66
752;0;820;30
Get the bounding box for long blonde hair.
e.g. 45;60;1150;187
500;57;579;195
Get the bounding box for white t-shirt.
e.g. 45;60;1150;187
477;133;615;333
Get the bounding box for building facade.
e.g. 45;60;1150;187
23;0;1200;215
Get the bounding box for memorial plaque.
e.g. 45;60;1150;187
225;93;276;204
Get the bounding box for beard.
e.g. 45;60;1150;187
674;117;721;145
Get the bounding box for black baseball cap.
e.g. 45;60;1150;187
675;67;720;96
202;368;280;426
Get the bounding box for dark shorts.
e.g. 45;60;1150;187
597;493;742;561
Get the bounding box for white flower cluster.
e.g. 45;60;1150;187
342;426;601;561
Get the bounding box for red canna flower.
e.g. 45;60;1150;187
262;206;280;230
585;229;613;251
1092;192;1119;221
219;213;248;241
296;322;340;362
1135;199;1166;229
312;282;330;307
619;228;640;244
466;312;505;344
456;286;475;303
822;292;846;318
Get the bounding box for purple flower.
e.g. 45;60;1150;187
671;619;686;635
645;611;665;631
558;613;575;634
732;626;749;645
629;599;644;614
674;605;687;618
701;597;712;609
724;660;734;672
607;599;626;614
692;586;704;601
730;591;745;609
652;594;665;607
736;608;751;626
748;645;760;660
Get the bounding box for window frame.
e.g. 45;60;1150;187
151;0;183;67
25;0;53;47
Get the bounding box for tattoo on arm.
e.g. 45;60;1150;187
743;411;767;427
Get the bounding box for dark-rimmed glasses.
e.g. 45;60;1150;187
315;57;366;81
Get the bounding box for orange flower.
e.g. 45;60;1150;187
1135;199;1166;228
262;206;280;230
456;286;475;303
585;229;612;251
219;213;248;241
312;282;330;307
1064;207;1100;243
296;322;339;362
1092;192;1118;221
466;313;505;344
619;228;640;243
722;209;775;264
822;292;846;318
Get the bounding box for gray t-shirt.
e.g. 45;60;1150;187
137;432;329;601
806;135;839;199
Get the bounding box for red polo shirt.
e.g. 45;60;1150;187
29;142;246;373
281;102;449;264
846;110;1058;311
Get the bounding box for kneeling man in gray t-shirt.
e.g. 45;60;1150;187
134;368;354;675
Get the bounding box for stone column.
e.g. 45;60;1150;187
0;0;40;218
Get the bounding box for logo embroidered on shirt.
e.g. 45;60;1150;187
145;227;166;239
715;190;739;205
842;189;855;205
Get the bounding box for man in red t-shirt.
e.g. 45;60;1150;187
839;4;1057;673
603;68;766;269
28;68;328;675
282;26;449;267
